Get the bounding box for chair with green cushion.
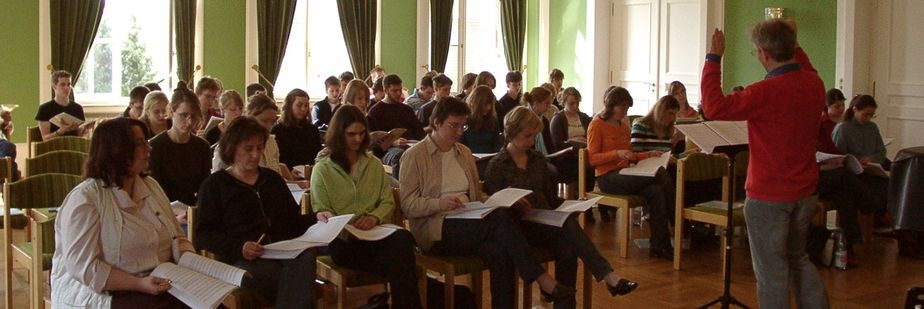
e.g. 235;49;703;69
26;126;42;158
3;173;82;309
33;136;89;157
578;148;646;258
672;152;744;278
25;150;88;177
0;156;25;230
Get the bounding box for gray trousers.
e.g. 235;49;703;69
744;195;830;309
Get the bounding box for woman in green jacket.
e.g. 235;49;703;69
310;105;422;308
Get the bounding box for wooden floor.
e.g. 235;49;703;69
2;211;923;308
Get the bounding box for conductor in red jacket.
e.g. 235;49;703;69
700;19;830;308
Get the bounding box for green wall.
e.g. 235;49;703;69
525;0;539;87
380;0;417;85
0;1;40;143
548;0;587;91
202;0;246;92
724;1;837;92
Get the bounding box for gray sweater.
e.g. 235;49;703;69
832;118;887;163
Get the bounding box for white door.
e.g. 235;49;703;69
612;0;659;116
657;0;707;109
871;0;924;156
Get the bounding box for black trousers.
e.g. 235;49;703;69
597;168;676;250
429;210;546;309
818;167;880;245
234;249;316;309
329;229;422;309
520;217;614;309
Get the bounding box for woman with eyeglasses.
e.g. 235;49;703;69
211;93;286;178
148;83;212;209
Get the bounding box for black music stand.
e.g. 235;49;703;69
699;144;750;309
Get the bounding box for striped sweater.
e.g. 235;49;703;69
630;120;672;152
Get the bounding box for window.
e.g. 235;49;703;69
74;1;174;106
275;0;353;100
437;0;509;98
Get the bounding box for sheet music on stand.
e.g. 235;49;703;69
676;121;748;154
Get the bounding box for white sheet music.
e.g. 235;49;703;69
676;121;749;154
707;121;749;145
481;188;532;208
444;207;498;219
170;201;190;217
261;214;353;259
521;209;572;227
555;196;603;213
178;253;245;287
344;224;402;241
151;262;237;309
619;152;671;177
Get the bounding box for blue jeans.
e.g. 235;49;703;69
744;195;829;309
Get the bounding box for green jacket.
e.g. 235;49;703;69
310;151;394;223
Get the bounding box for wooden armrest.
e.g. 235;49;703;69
29;208;57;223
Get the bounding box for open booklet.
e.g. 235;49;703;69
343;223;404;241
445;188;532;219
261;214;354;259
676;121;748;154
150;253;247;309
203;116;224;134
370;128;407;146
816;152;889;178
620;151;671;177
49;112;85;128
521;196;604;227
287;182;307;204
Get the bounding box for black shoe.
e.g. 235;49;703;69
540;283;576;302
649;247;674;260
606;278;638;296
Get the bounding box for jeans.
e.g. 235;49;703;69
744;195;830;309
429;209;546;309
234;249;317;309
597;168;676;250
383;147;406;180
520;217;614;309
329;229;422;309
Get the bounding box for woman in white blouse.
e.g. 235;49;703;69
51;117;194;308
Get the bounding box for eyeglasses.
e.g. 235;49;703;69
444;122;469;131
134;139;150;148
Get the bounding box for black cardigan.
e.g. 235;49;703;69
549;110;592;151
195;168;315;263
271;121;323;168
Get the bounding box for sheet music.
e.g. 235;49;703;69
261;214;353;259
151;262;236;309
521;209;572;227
706;121;748;145
676;123;727;153
170;201;191;217
203;117;224;134
482;188;532;208
444;207;498;219
555;196;603;212
472;153;497;160
344;224;402;241
178;253;245;287
619;152;671;177
815;152;846;162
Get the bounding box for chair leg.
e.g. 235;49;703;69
521;276;532;309
336;283;346;309
582;266;593;309
444;270;455;309
471;271;483;309
418;270;429;309
673;220;684;270
619;206;630;258
859;213;874;244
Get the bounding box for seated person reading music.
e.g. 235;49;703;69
367;74;426;178
211;93;286;178
196;117;317;308
311;76;343;132
311;105;423;308
399;97;575;308
139;91;170;139
459;86;503;178
667;81;699;120
342;79;372;114
36;70;95;140
194;76;223;129
148;86;211;210
122;86;150;119
550;87;596;201
204;90;245;145
587;86;676;260
272;89;323;178
485;106;638;309
52;118;194;308
631;95;683;176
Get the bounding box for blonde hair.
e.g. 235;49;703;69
140;91;168;127
523;86;553;107
219;90;244;110
466;86;497;132
637;95;680;138
341;79;370;106
503;106;543;143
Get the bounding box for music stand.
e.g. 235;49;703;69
699;144;750;309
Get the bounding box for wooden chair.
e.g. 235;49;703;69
25;150;87;177
3;173;82;309
672;152;738;275
578;148;646;258
26;126;42;158
32;136;89;157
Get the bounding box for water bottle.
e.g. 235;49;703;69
832;229;848;271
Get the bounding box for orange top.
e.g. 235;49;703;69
587;117;655;177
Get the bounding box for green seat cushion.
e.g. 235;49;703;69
316;255;388;287
687;205;746;227
11;242;53;270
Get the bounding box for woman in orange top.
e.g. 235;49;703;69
587;86;676;259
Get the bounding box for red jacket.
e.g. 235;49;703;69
700;48;825;202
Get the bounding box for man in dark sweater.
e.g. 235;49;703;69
311;76;342;132
367;74;424;178
701;19;829;308
416;73;453;129
496;71;523;127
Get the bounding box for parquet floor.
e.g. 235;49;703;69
2;212;922;308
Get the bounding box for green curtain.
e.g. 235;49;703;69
337;0;377;80
257;0;298;97
430;0;454;73
50;0;105;87
174;0;196;85
499;0;526;72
